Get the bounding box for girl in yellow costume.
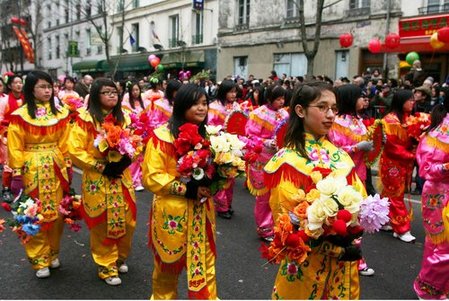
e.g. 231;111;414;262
7;71;72;279
142;83;217;299
264;81;366;300
68;78;136;286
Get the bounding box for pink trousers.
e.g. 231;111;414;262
255;192;274;238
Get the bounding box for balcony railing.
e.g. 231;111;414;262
344;6;371;18
168;38;178;48
235;23;249;31
192;34;203;45
418;4;449;15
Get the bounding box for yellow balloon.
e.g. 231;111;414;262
430;32;445;49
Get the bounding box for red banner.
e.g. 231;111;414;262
12;26;34;64
399;14;449;38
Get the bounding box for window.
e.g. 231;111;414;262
56;35;60;59
76;1;81;20
192;11;203;45
47;37;52;60
133;0;139;9
349;0;370;9
117;0;124;12
169;15;179;48
97;2;103;14
238;0;250;25
65;9;69;23
286;0;298;19
131;23;140;51
86;0;92;17
273;53;307;77
117;26;123;53
234;56;248;79
86;29;91;56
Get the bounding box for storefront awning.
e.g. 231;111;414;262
160;51;204;69
72;60;107;72
109;53;154;72
380;36;449;53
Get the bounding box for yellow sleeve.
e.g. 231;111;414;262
7;122;25;170
57;117;72;167
269;180;300;226
142;137;186;197
68;121;103;173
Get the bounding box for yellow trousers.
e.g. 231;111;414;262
90;209;136;279
24;215;64;270
150;240;217;300
272;242;360;300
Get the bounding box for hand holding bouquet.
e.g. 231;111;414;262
59;189;83;232
405;112;431;141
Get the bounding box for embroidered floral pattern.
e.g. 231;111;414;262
189;204;205;279
162;209;186;235
280;260;303;282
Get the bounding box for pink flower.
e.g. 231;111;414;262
36;107;47;118
169;220;178;229
287;263;298;275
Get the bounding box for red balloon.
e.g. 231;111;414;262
437;26;449;43
368;38;382;53
385;33;400;49
10;17;20;24
150;58;160;68
339;33;353;48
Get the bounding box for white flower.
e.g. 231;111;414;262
316;176;347;196
307;200;326;230
337;186;360;207
192;168;205;180
210;135;230;153
320;197;339;217
205;125;222;135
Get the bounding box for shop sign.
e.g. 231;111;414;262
400;15;449;37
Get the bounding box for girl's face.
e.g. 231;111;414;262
355;96;368;112
64;80;74;90
33;79;53;102
131;85;140;99
226;87;237;103
295;90;337;138
403;97;415;113
184;94;208;124
10;77;23;94
53;83;60;94
99;85;119;111
271;96;285;110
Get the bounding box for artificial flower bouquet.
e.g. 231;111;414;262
94;114;143;163
59;189;82;232
205;125;246;193
61;94;84;112
405;112;431;141
3;191;43;244
129;112;153;146
261;167;389;265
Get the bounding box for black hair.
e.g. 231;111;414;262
88;78;124;124
427;93;449;132
23;70;57;119
215;79;237;105
165;80;182;106
63;76;76;85
336;84;362;116
388;89;414;123
249;85;266;106
169;83;208;138
265;85;286;104
284;81;335;158
125;81;144;109
6;74;22;94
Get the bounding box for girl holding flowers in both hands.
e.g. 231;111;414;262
413;99;449;299
328;84;375;277
142;84;217;299
7;70;72;279
245;84;289;241
264;81;366;300
68;78;136;286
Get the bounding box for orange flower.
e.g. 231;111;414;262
103;123;122;148
293;201;309;220
287;239;311;264
275;214;293;243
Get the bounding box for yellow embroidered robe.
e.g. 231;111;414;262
264;134;365;300
68;108;136;239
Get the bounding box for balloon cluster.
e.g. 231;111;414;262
147;54;164;72
178;70;191;81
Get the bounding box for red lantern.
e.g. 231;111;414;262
437;27;449;43
368;38;382;53
339;33;353;48
10;17;20;24
385;33;400;49
19;18;27;26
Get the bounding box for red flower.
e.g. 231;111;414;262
1;202;12;212
362;118;375;127
332;220;348;236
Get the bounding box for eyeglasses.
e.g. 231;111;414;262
100;91;118;96
308;104;339;114
36;84;53;90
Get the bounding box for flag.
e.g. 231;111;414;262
129;34;136;46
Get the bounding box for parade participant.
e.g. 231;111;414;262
208;79;241;219
245;84;288;241
68;78;136;286
143;77;164;111
121;81;148;114
58;76;80;100
380;89;416;243
7;70;72;278
149;79;182;128
0;74;24;200
121;81;147;192
142;84;217;299
413;101;449;300
328;84;375;276
265;81;365;299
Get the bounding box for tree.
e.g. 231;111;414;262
295;0;343;78
21;0;45;69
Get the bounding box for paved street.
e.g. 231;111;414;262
0;173;424;299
